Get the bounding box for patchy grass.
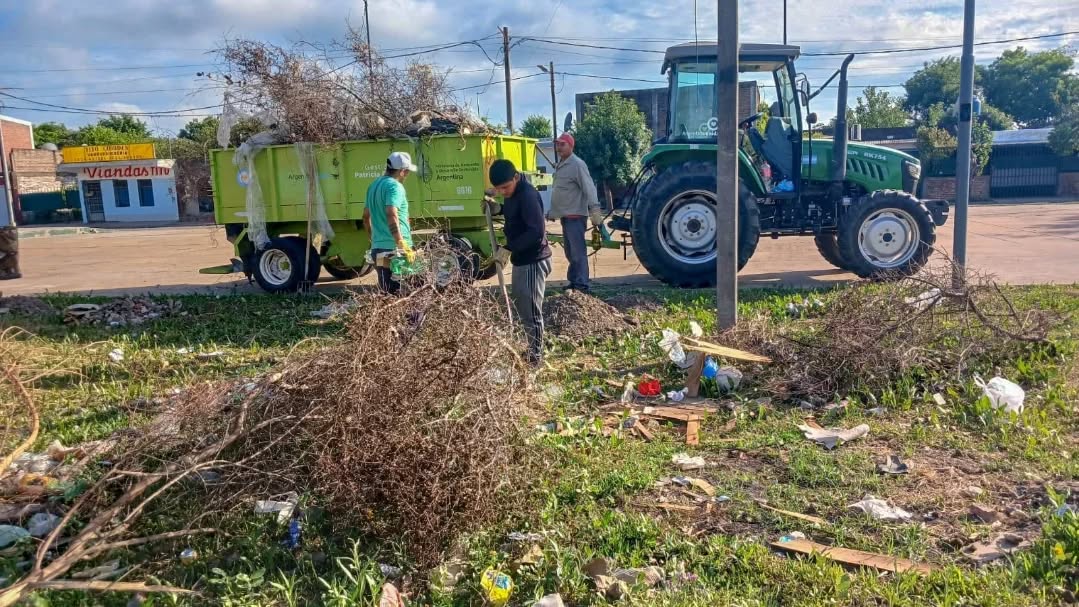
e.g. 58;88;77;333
2;284;1077;606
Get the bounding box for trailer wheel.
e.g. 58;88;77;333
323;260;373;281
813;233;853;271
632;161;760;288
837;190;935;279
252;237;321;293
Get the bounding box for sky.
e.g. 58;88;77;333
0;0;1076;140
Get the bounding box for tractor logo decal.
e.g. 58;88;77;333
236;168;252;188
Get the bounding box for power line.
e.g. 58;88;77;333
0;91;228;117
5;63;216;74
803;30;1078;56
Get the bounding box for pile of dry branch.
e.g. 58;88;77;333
0;283;536;603
544;290;637;342
727;264;1061;400
212;28;489;144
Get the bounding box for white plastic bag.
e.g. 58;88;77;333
975;375;1025;414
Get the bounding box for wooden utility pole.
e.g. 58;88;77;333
363;0;373;68
716;0;739;329
953;0;976;286
502;27;514;133
783;0;788;44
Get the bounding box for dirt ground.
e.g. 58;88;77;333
5;202;1078;296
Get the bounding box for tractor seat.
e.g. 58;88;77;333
746;104;794;181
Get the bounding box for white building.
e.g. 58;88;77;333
61;158;179;223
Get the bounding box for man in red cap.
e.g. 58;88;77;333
550;132;604;292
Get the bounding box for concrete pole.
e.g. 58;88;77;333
549;62;557;138
953;0;975;286
363;0;373;68
502;27;514;134
0;121;14;227
716;0;739;329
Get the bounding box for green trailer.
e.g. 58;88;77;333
203;134;547;292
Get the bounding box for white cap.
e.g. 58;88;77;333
388;151;418;172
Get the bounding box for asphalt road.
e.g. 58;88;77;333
5;201;1078;297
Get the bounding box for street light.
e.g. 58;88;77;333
537;63;557;138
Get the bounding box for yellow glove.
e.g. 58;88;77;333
397;242;415;263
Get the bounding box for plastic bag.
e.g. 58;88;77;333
233;132;280;249
975;375;1025;414
294;142;335;242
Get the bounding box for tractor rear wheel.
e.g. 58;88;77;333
837;190;936;279
632;161;760;288
252;237;321;293
813;233;853;271
322;260;373;281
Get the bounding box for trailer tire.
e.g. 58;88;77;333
323;261;373;281
632;161;759;288
837;190;935;279
252;237;321;293
813;233;853;271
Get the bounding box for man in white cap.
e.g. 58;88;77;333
363;151;418;295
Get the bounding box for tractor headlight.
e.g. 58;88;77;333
902;160;921;194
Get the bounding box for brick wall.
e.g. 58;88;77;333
0;119;33;181
10;149;73;194
922;175;990;201
1059;172;1079;197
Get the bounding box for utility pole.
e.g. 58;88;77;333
716;0;739;329
783;0;788;44
538;62;557;137
502;27;514;134
953;0;975;286
363;0;373;68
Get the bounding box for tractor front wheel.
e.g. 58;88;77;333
632;161;761;288
836;190;936;279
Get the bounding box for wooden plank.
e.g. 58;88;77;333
634;424;655;442
771;538;937;576
685;418;700;445
684;355;707;398
756;501;828;526
646;407;705;422
654;503;698;513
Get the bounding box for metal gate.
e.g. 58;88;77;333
82;180;105;222
990;144;1059;198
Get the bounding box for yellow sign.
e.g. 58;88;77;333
61;143;156;164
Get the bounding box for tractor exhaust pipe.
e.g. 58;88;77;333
832;54;856;183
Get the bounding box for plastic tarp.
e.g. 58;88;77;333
293;142;335;243
232;132;276;249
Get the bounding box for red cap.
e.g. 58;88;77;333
556;132;575;147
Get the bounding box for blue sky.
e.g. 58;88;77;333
0;0;1075;138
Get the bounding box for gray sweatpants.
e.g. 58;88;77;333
511;258;552;364
560;217;590;290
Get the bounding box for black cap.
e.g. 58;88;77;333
488;159;517;186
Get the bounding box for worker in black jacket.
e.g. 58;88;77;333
487;159;552;367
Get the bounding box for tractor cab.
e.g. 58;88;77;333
663;43;806;192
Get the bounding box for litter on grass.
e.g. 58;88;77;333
961;533;1032;564
797;422;870;449
671;453;707;471
975;375;1025;414
876;455;910;475
253;492;298;524
848;495;913;521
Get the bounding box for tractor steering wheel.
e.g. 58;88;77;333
738;113;764;130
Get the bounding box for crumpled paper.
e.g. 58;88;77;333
797;422;870;450
848;495;913;521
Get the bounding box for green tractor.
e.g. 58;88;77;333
610;43;949;286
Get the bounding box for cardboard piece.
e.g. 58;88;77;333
771;537;936;575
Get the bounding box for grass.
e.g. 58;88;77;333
2;284;1078;606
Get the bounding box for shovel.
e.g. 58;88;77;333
484;198;514;324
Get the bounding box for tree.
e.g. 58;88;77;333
178;116;262;147
978;104;1016;131
519;115;552;139
573;92;652;205
849;86;910;128
71;125;146;146
904;57;965;120
982;47;1079;127
1049;106;1079;156
32;122;75;147
96;114;152;139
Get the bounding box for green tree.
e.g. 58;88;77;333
32;122;75;147
904;57;965;120
178;117;219;144
573;92;652;204
71;125;146;146
978;104;1016;131
96;114;152;138
849;86;910;128
981;47;1079;127
519;115;552;139
1048;106;1079;156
